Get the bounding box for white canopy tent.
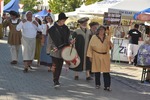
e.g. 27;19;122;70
75;0;123;15
108;0;150;19
54;11;95;21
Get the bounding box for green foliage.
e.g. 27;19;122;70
20;0;39;13
4;0;10;5
85;0;102;5
4;0;103;14
49;0;82;14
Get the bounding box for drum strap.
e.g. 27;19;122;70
54;26;66;48
93;50;107;54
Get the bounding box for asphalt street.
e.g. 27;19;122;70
0;38;150;100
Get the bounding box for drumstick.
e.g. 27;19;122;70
70;38;76;55
70;44;74;55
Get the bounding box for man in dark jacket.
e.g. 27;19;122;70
48;12;70;88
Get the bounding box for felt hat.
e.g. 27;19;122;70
9;10;19;17
58;12;68;20
78;17;89;23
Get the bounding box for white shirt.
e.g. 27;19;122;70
16;20;41;38
42;24;47;35
0;16;2;24
114;30;122;38
47;23;54;29
42;23;54;35
11;18;19;24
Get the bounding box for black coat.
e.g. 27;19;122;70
48;22;70;50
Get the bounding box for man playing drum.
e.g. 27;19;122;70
48;12;74;88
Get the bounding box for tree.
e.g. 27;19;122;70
85;0;102;5
49;0;82;14
20;0;39;13
4;0;10;5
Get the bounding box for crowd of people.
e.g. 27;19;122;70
0;10;113;90
0;10;150;90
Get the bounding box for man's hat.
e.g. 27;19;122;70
9;10;19;17
78;17;89;24
58;12;68;20
89;22;99;27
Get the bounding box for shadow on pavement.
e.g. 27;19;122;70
0;38;150;100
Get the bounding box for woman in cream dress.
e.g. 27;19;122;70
87;26;113;90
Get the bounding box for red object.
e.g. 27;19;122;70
48;9;51;12
0;0;3;14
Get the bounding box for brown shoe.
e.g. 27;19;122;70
86;77;93;81
10;61;17;64
23;68;28;73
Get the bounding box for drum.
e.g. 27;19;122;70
61;46;80;68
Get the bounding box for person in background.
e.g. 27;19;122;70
40;14;54;72
0;14;3;39
87;22;99;77
87;26;113;90
89;22;99;39
143;32;150;83
4;11;21;64
136;32;150;83
16;11;41;72
2;13;8;37
34;15;43;66
113;25;125;38
127;24;142;65
47;12;72;88
69;17;93;81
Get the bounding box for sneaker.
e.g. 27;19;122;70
128;62;132;65
86;77;93;81
104;87;112;91
10;61;17;64
54;81;60;88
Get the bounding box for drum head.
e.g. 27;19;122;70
61;46;77;61
69;56;80;68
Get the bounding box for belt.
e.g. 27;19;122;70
93;50;107;54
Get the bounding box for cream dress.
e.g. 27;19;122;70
87;35;111;72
